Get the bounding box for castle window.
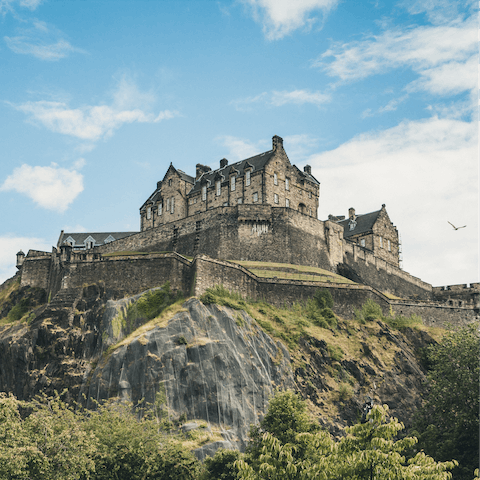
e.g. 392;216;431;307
237;197;243;204
147;207;152;220
171;197;174;213
380;237;383;248
216;181;221;196
274;172;278;185
285;177;290;191
309;208;312;216
309;191;312;199
274;193;279;204
253;192;258;202
202;185;207;201
360;238;366;247
459;300;463;307
158;203;163;215
245;170;251;186
168;179;172;186
286;198;289;208
388;239;391;251
166;197;170;212
231;176;236;191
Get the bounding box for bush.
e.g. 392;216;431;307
314;289;334;309
355;299;383;323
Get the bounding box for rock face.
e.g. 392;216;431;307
82;297;294;448
0;282;434;449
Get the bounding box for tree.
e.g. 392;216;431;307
238;391;457;480
413;324;479;480
200;448;242;480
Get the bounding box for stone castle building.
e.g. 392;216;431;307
14;135;479;323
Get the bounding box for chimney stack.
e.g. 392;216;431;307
220;158;228;169
304;165;311;175
196;163;211;180
272;135;283;151
349;207;356;220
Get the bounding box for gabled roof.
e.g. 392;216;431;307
58;231;138;248
293;165;320;185
162;164;195;185
337;209;382;238
188;149;276;195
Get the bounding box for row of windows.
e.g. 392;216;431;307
358;237;392;251
146;196;175;219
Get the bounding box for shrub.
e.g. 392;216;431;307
314;289;334;309
338;382;354;401
355;299;384;323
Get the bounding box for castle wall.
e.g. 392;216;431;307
432;283;480;308
390;302;478;328
95;205;335;270
20;252;52;291
59;253;192;298
339;244;432;300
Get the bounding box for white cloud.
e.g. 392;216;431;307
399;0;476;25
0;163;84;212
216;135;270;161
317;16;477;96
0;235;53;287
271;89;331;106
4;20;85;60
242;0;339;40
12;100;178;141
232;89;330;111
308;116;478;285
0;0;42;15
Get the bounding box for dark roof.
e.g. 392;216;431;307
176;169;195;184
293;165;320;186
188;150;276;194
58;232;138;248
337;210;381;238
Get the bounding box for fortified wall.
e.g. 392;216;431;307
19;250;478;328
92;204;432;300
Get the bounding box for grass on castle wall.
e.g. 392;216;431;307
232;260;356;284
0;279;38;326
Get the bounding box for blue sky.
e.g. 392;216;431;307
0;0;477;287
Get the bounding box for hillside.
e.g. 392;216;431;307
0;275;442;453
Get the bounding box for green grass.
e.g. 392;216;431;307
230;260;356;284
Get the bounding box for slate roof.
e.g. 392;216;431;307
188;150;276;195
336;210;382;238
58;232;138;249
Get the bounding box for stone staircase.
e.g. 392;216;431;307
36;287;83;325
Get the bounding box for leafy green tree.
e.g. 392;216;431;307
414;324;479;480
0;392;98;480
200;448;242;480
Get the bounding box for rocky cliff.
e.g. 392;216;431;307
0;277;436;451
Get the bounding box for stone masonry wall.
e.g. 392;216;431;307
340;245;432;300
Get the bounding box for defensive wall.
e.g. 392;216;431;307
19;250;478;328
91;204;431;300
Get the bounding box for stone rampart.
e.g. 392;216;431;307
340;243;432;300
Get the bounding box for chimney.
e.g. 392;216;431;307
220;158;228;169
272;135;283;151
157;181;162;190
196;163;211;180
348;207;356;220
304;165;311;175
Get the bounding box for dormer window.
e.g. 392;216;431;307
245;170;251;186
349;220;356;231
231;175;236;191
158;202;163;215
202;185;207;201
147;206;152;219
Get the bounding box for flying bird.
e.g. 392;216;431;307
448;221;466;230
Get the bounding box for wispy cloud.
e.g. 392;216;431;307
0;0;42;15
10;77;179;141
316;15;476;96
242;0;339;40
0;162;84;212
232;89;330;111
362;94;409;118
308;115;478;284
4;20;85;60
215;135;270;161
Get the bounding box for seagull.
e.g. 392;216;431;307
448;221;466;230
